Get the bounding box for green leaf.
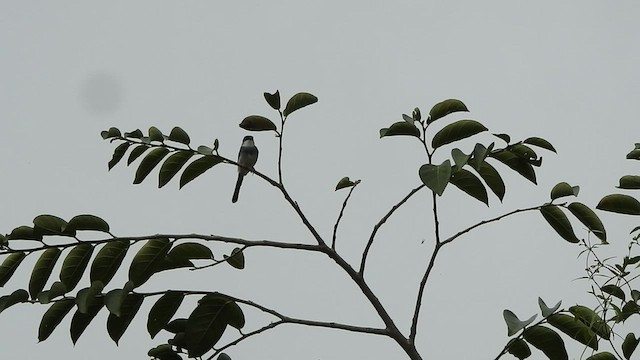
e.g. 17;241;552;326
540;205;580;243
101;127;121;139
239;115;277;131
418;160;452;196
627;149;640;160
90;240;129;286
127;145;149;165
569;305;611;340
108;142;131;170
601;284;625;301
503;309;537;336
379;121;420;138
490;151;537;184
585;353;617;360
218;353;232;360
428;99;469;124
511;144;538;160
476;161;505;201
147;291;184;339
129;238;172;287
471;143;489;170
70;302;105;344
59;244;94;291
185;295;230;357
283;92;318;117
33;214;74;236
38;299;75;342
524;137;557;153
494;133;511;143
547;314;598;350
221;300;245;330
264;90;280;110
104;286;132;317
538;297;561;317
148;126;165;142
0;289;29;314
37;281;67;304
451;148;470;170
597;194;640;215
550;182;579;201
523;325;568;360
107;293;144;344
402;113;414;123
224;248;245;269
124;129;143;138
450;169;488;205
164;318;188;334
148;344;182;360
623;333;639;360
335;176;355;191
179;156;224;189
567;202;607;243
0;252;27;286
412;107;421;122
159;151;195;188
29;248;62;300
7;225;42;241
168;127;190;145
133;148;171;185
66;214;110;233
506;338;531;360
76;281;104;314
619;175;640;190
197;145;213;155
431;120;488;149
167;243;214;261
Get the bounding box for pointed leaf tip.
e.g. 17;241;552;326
264;90;281;110
419;160;452;196
283;92;318;117
540;205;580;243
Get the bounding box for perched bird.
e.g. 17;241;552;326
232;135;259;203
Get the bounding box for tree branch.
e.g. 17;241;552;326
359;184;425;276
332;183;359;250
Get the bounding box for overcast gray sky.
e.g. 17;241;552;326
2;2;639;359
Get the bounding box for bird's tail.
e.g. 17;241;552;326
232;174;244;203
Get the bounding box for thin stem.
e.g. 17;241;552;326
208;321;285;360
277;110;285;185
359;184;425;275
332;183;359;250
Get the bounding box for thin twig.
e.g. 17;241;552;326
332;183;359;250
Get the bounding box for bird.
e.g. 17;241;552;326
232;135;259;203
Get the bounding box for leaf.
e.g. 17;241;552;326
148;126;165;142
218;353;232;360
239;115;277;131
412;107;421;122
451;148;470;170
168;127;190;145
511;144;538;160
124;129;143;138
597;194;640;215
108;142;131;170
129;238;172;287
619;175;640;190
167;243;214;261
164;318;188;334
70;299;104;344
283;92;318;117
567;202;607;243
418;160;452;196
476;161;506;201
59;244;94;291
538;297;561;317
75;281;104;314
185;295;230;357
159;151;195;188
623;333;639;359
221;300;245;330
550;182;579;201
29;248;62;300
431;120;488;149
127;145;149;165
107;293;144;344
627;149;640;160
38;281;67;304
569;305;611;340
585;353;617;360
101;127;122;139
179;156;224;189
471;143;489;170
523;326;568;360
147;291;184;339
133;148;171;184
38;299;75;342
104;287;132;317
33;214;74;236
506;338;531;360
601;284;625;301
335;176;355;191
197;145;213;155
90;240;129;286
0;289;29;314
264;90;280;110
148;344;182;360
540;205;580;243
490;151;537;184
7;226;42;241
0;252;27;286
66;214;110;233
224;248;245;269
503;309;537;336
379;121;420;138
547;314;598;350
524;137;557;153
450;169;488;205
402;113;414;123
494;133;511;143
427;99;468;124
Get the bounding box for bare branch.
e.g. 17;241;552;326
332;182;359;250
